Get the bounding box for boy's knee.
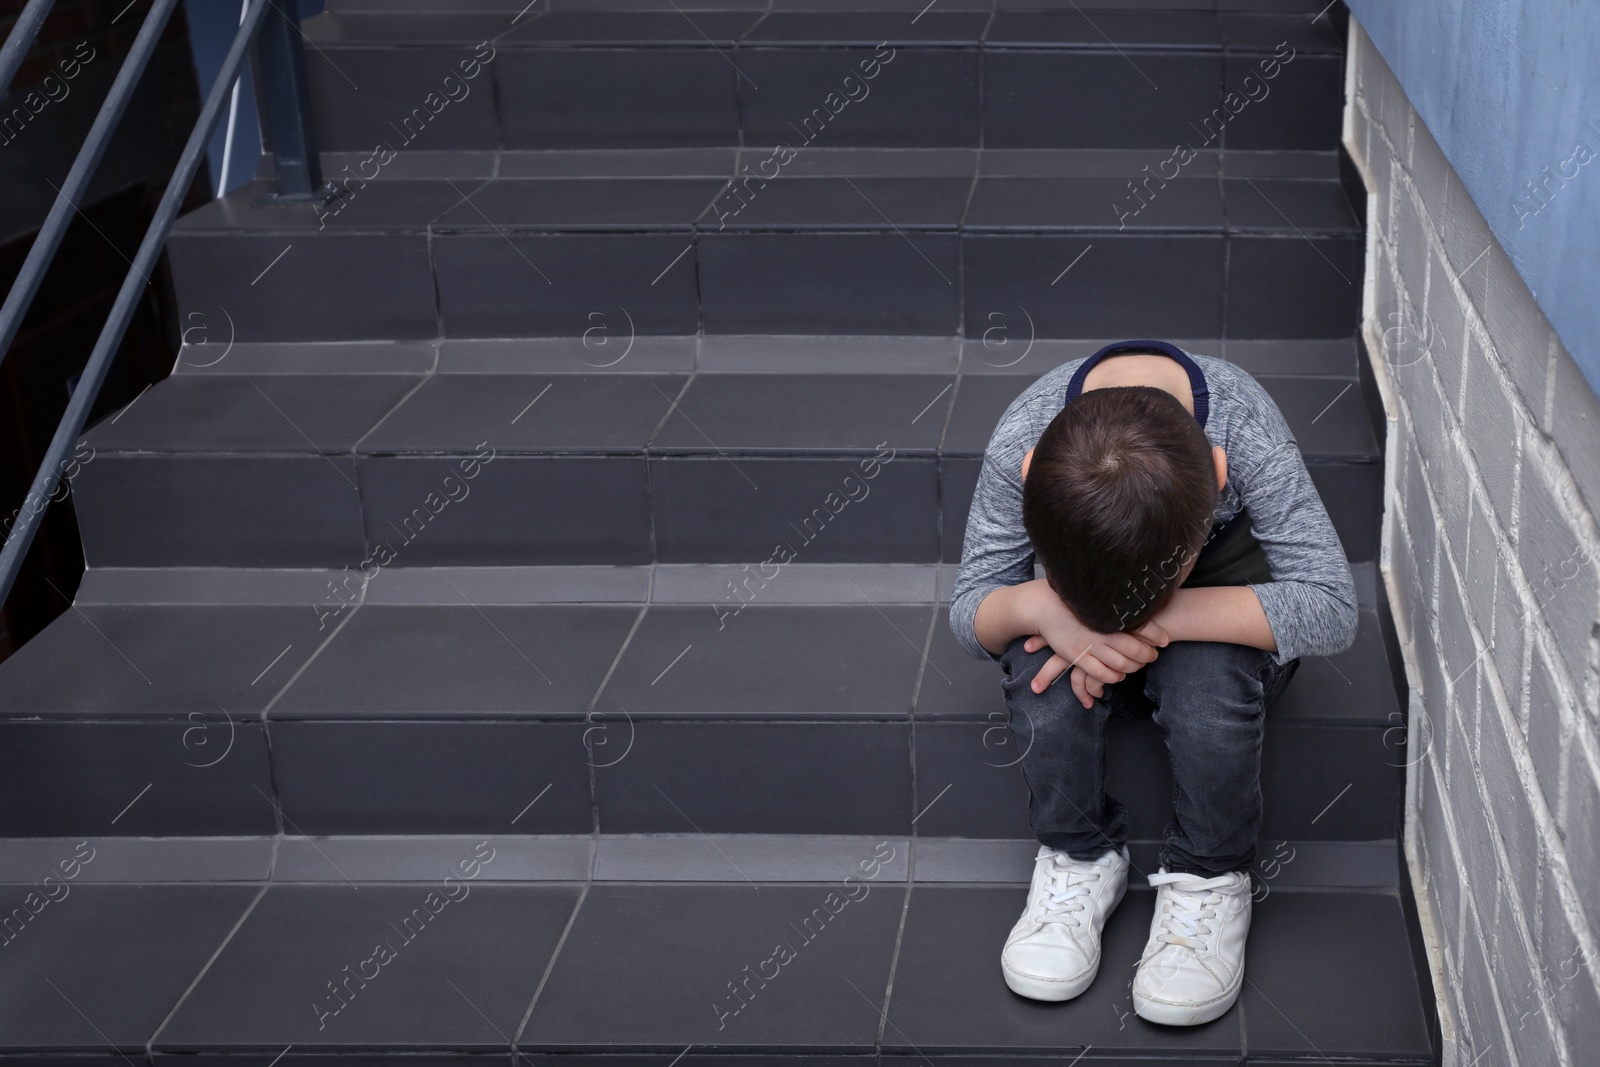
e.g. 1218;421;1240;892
999;637;1050;686
999;638;1080;715
1144;640;1276;708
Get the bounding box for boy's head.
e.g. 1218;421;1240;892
1021;385;1222;633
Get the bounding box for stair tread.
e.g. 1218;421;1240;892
159;882;579;1050
148;335;1360;378
0;883;265;1051
889;884;1432;1060
0;593;1401;727
305;145;1344;181
362;372;690;454
302;9;1342;53
0;832;1402;885
70;364;1379;568
174;174;1359;235
298;7;1344;155
85;374;425;453
0;876;1427;1061
84;366;1378;460
745;10;994;45
0;561;1403;838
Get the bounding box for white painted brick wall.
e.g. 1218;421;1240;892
1348;20;1600;1067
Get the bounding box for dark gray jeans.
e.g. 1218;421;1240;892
1001;637;1299;875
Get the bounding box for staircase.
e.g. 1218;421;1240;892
0;1;1437;1063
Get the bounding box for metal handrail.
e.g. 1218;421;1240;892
0;0;323;604
0;0;180;376
0;0;55;98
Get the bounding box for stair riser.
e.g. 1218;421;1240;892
70;453;1379;567
167;231;1362;342
0;716;1400;841
307;45;1342;152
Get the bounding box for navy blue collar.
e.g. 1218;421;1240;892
1063;339;1210;428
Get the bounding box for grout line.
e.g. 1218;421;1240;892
426;227;447;352
906;599;941;720
643;372;695;451
586;604;644;718
934;364;962;453
1234;982;1249;1061
511;883;589;1048
144;881;272;1055
351;369;437;454
875;876;917;1054
584;602;650;844
258;572;367;722
254;570;372;838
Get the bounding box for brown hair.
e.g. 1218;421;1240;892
1022;386;1218;633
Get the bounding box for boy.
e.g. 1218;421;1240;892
950;339;1357;1026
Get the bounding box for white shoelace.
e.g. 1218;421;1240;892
1146;871;1238;952
1035;855;1103;927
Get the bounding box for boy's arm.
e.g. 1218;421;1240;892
949;444;1038;662
1234;442;1358;661
1149;585;1276;650
1155;369;1356;663
1229;377;1359;663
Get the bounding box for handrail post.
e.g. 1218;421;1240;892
253;0;325;200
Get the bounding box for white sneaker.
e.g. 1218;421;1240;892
1132;869;1253;1026
1001;846;1129;1001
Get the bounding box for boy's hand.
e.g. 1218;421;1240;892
1068;665;1105;710
1018;581;1168;702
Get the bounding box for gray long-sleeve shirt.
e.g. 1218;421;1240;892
949;347;1359;665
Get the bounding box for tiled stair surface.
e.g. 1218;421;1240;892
70;336;1379;567
0;2;1438;1063
0;561;1402;839
1;835;1432;1064
168;158;1362;340
299;3;1345;156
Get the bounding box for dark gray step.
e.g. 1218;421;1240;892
326;0;1337;11
0;872;1430;1064
0;564;1406;838
70;358;1379;567
0;832;1396;885
299;7;1342;151
308;144;1348;180
166;172;1360;340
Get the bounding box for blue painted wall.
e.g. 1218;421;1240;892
1347;0;1600;393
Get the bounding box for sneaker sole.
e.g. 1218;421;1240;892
1131;978;1243;1026
1001;876;1128;1002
